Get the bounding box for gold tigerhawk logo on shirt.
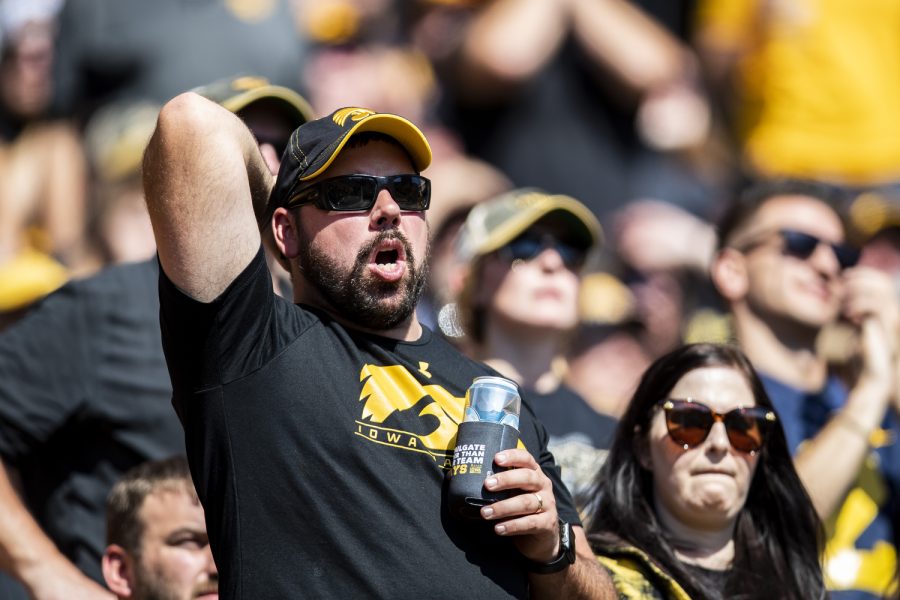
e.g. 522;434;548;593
355;363;463;467
333;107;376;127
355;362;527;468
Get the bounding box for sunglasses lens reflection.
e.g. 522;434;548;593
298;174;430;211
665;403;713;447
723;410;764;453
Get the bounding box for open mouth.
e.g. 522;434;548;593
368;238;407;281
376;248;399;267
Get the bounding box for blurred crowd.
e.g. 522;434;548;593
3;0;900;598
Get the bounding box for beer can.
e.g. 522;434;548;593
463;375;521;429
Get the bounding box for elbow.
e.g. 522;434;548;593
156;92;219;136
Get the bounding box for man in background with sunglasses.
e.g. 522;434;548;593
710;179;900;598
142;98;614;598
452;189;618;511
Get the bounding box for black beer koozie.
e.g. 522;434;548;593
448;421;520;519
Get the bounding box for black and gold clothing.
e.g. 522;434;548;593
763;375;900;599
160;248;579;599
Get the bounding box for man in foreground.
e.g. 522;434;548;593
143;95;614;597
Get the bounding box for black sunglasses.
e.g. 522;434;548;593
660;399;777;454
287;174;431;212
778;229;860;270
498;234;586;270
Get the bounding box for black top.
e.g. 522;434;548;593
528;386;617;510
0;259;184;583
682;563;729;590
160;248;580;599
51;0;306;119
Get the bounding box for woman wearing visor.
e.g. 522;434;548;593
586;343;825;599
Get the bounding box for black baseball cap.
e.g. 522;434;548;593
265;107;432;221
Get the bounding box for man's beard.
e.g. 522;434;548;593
131;561;218;600
298;229;429;331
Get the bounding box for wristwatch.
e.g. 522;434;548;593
525;519;576;574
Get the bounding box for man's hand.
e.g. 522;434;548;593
478;450;617;598
479;449;561;562
843;267;898;394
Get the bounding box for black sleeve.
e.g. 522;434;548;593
158;247;311;395
0;283;92;462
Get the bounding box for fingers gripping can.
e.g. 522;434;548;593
448;376;522;519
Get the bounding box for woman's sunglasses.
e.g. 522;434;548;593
778;229;860;270
287;174;431;212
660;399;777;454
498;234;586;270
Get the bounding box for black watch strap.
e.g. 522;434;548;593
525;519;576;574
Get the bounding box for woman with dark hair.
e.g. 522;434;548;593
586;343;825;599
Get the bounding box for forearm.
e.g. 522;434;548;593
794;378;891;518
458;0;567;86
569;0;691;94
0;460;100;595
528;528;616;600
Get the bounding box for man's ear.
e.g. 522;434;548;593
102;544;135;598
710;248;749;302
272;207;301;261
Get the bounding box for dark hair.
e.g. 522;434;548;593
106;456;195;556
586;343;824;600
717;178;849;250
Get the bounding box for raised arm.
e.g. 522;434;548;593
793;268;898;519
143;92;274;302
449;0;568;99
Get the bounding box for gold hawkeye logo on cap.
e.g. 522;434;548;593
333;107;376;126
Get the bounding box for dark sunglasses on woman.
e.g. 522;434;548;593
660;399;777;454
287;174;431;212
498;234;587;270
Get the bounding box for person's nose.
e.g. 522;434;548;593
204;544;218;576
370;188;401;230
705;421;731;453
535;246;566;272
809;240;842;277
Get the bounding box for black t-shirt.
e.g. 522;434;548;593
0;259;184;583
160;248;580;599
529;386;617;510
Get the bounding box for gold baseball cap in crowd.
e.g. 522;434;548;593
192;75;315;127
456;188;602;262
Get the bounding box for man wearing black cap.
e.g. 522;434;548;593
143;96;614;598
0;77;312;600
